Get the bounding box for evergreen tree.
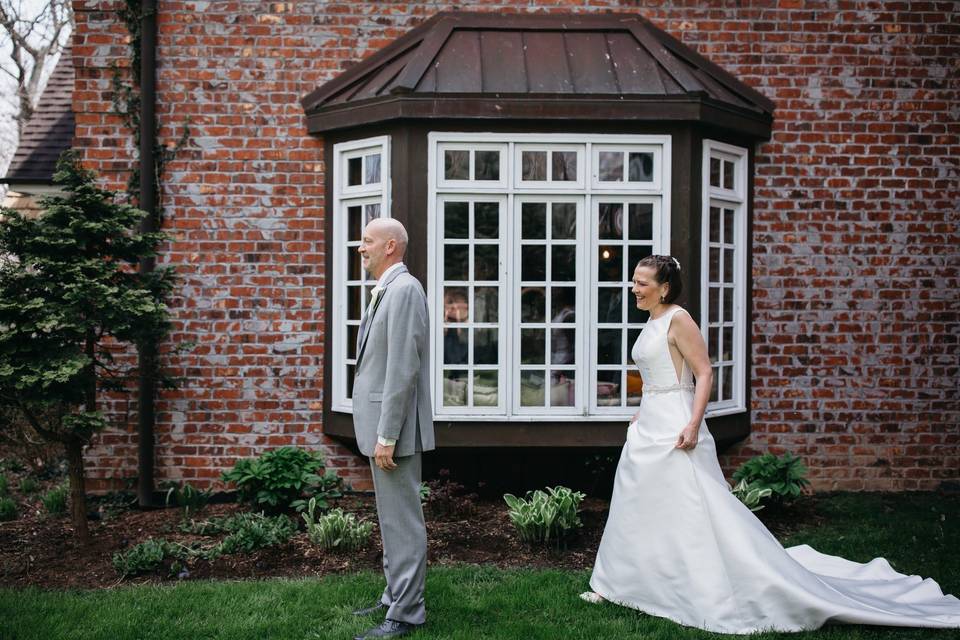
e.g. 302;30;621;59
0;152;176;542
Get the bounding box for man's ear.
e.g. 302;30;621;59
385;238;397;255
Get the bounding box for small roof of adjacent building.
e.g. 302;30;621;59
2;46;74;186
302;12;774;138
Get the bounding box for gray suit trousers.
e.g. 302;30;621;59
371;453;427;625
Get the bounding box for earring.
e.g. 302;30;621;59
659;295;665;303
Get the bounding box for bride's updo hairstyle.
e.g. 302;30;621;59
636;255;683;304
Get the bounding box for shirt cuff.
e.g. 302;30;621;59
377;436;396;447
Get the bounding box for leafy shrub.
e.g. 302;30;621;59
503;486;585;547
302;499;373;552
19;477;39;494
419;482;430;505
41;484;68;515
163;481;212;517
221;446;342;513
423;469;476;519
731;479;773;512
112;539;187;578
212;512;296;557
732;453;810;504
0;474;7;496
0;497;16;521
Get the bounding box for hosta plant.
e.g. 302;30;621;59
731;479;773;512
732;452;811;505
503;486;585;548
221;446;342;513
302;499;373;552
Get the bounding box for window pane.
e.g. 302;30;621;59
598;245;623;281
628;203;653;240
551;371;575;406
444;201;469;239
708;327;719;362
596;370;621;406
723;208;735;245
445;245;469;281
348;156;362;186
347;286;362;320
627;300;649;325
626;369;642;406
521;202;547;239
473;370;498;406
552;203;577;240
710;157;721;188
520;287;545;322
598;329;621;364
520;329;545;364
346;364;355;399
443;370;468;406
722;364;734;400
597;288;622;324
475;202;499;239
598;151;623;181
475;286;498;323
522;245;546;281
347;325;359;359
723;160;734;190
474;245;499;281
552;151;577;181
628;152;653;182
628;245;652;276
522;151;547;181
364;153;381;184
709;286;720;323
443;286;469;323
520;370;545;406
551;328;576;365
444;150;469;180
723;287;734;323
347;248;362;280
474;328;498;365
443;328;468;365
709;206;721;243
723;247;734;283
551;287;576;323
709;247;720;282
627;328;641;358
364;203;380;223
475;150;500;181
598;203;623;240
722;327;733;361
710;366;719;402
348;205;363;241
552;246;576;281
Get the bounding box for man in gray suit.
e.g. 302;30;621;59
351;217;434;640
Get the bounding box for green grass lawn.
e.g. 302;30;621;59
2;492;957;640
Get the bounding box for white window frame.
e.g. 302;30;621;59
428;132;672;421
701;139;748;417
331;135;390;413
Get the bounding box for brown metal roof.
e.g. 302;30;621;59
302;12;774;138
2;45;75;185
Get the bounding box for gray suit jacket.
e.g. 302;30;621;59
352;265;435;458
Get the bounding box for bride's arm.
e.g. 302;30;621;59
670;311;713;448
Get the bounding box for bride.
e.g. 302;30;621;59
580;254;960;634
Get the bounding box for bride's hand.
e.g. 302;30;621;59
675;423;699;450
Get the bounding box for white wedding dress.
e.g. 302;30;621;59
588;306;960;634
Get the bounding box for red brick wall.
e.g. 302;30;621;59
72;1;959;493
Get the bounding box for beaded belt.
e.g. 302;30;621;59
642;382;695;395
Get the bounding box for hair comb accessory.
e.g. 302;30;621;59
671;256;681;271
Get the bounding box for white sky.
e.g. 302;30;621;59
1;0;72;187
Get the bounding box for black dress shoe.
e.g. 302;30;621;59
351;602;387;617
353;619;420;639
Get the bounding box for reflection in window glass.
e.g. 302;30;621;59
552;151;577;181
520;330;545;365
474;328;498;364
723;160;735;190
598;245;623;281
598;329;621;364
364;154;381;184
444;150;469;180
598;151;623;181
628;152;653;182
443;328;468;364
444;202;468;239
598;203;623;240
522;245;546;281
348;205;363;241
551;287;576;323
521;202;547;239
522;151;547;181
552;246;576;281
445;245;469;281
521;288;545;322
710;157;721;188
628;203;653;240
475;150;500;181
552;203;576;239
475;287;499;322
475;202;499;239
597;288;622;323
474;245;499;281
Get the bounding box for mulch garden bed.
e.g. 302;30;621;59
0;480;823;591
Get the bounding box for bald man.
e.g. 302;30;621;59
351;218;434;640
